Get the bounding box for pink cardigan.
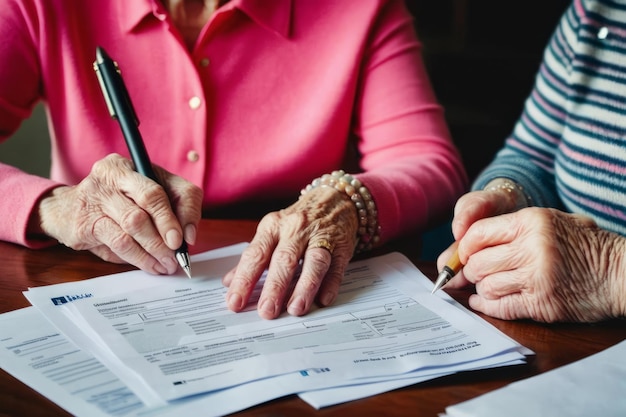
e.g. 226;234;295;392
0;0;467;247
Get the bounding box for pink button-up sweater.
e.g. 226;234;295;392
0;0;467;248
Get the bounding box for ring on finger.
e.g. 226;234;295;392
312;238;334;255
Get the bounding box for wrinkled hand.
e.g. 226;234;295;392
446;207;625;323
222;186;359;320
437;188;521;289
37;153;203;274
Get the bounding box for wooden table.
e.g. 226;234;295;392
1;219;625;416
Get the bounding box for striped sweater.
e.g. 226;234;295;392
473;0;626;236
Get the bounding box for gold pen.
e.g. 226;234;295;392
431;248;462;294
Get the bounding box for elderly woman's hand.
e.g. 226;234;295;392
453;207;625;323
222;186;359;320
437;185;525;289
37;153;203;275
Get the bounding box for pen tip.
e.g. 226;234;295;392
431;271;449;294
176;251;192;279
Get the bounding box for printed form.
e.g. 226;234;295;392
0;306;524;417
23;246;529;405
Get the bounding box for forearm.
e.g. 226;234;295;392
358;146;467;243
0;164;61;247
353;0;467;242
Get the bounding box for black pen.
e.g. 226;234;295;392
431;248;462;294
93;46;191;278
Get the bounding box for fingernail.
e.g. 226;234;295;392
227;292;244;311
259;298;278;318
320;291;336;306
165;229;181;249
161;256;177;274
184;224;197;245
287;296;306;316
154;263;168;275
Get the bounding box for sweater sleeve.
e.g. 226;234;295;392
0;0;62;247
353;0;468;243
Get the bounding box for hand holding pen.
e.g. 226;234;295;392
431;183;532;294
93;46;202;277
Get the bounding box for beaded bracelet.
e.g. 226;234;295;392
483;178;533;210
300;170;380;253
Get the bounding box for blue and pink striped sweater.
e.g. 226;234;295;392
473;0;626;236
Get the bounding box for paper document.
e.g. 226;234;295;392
0;307;144;417
298;258;529;409
25;249;527;402
8;244;531;414
2;306;455;417
442;339;626;417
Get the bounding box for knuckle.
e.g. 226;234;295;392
107;231;136;254
272;247;300;269
135;182;167;209
241;244;267;265
65;216;99;250
263;278;290;294
90;159;109;178
91;153;126;176
233;273;258;288
174;184;204;211
297;277;320;294
118;207;150;234
183;183;203;201
257;211;282;231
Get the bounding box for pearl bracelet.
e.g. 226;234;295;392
301;170;380;253
483;178;532;210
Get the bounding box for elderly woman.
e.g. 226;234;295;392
0;0;467;319
437;0;626;323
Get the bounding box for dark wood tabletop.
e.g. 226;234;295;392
1;218;625;417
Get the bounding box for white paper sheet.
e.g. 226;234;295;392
23;244;249;406
0;307;143;417
442;339;626;417
25;248;527;404
0;307;446;417
298;258;530;409
299;354;526;409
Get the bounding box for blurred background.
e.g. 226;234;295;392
0;0;571;257
409;0;570;258
407;0;570;182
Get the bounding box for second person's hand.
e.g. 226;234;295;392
437;180;532;289
454;208;619;323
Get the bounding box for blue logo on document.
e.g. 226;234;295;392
50;293;93;305
51;297;68;305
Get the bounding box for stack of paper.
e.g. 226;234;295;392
0;244;532;416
